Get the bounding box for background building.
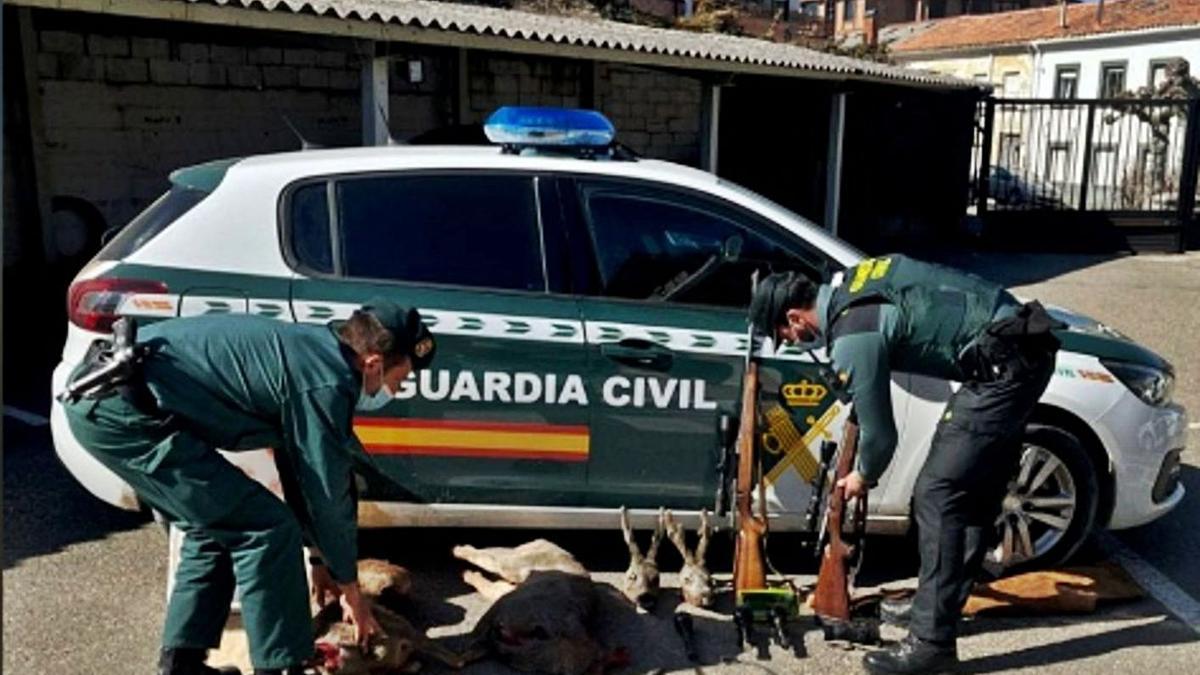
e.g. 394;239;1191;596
891;0;1200;98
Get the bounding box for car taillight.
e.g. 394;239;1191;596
67;278;169;332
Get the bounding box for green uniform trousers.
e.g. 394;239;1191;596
64;394;313;669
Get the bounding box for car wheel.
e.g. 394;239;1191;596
987;424;1099;572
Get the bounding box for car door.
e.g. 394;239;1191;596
283;171;591;507
560;176;857;517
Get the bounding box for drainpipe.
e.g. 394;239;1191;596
1029;41;1043;98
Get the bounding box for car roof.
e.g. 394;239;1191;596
231;144;721;186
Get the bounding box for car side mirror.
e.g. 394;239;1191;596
722;234;743;262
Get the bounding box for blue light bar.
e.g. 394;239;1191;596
484;106;616;149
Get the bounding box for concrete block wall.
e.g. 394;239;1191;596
9;9;706;269
597;63;703;166
464;52;704;166
26;12;364;231
386;46;455;141
466;52;585;120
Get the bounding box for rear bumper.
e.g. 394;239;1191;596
50;356;283;512
50;361;142;511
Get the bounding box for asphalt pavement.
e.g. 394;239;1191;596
4;251;1198;674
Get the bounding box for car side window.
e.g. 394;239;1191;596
288;182;334;274
335;173;544;292
577;180;823;308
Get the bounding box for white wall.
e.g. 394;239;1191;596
1033;27;1200;98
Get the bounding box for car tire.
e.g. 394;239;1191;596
988;424;1100;573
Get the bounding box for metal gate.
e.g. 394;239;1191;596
971;97;1200;252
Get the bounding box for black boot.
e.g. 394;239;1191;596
862;634;958;674
158;647;242;675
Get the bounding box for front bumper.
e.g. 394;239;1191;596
1100;398;1188;530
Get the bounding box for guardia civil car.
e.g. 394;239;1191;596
51;108;1187;570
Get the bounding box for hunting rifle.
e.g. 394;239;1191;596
731;322;766;594
810;412;879;644
730;273;799;654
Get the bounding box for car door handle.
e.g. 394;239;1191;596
601;339;674;371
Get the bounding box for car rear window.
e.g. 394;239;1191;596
330;173;545;292
287;182;334;275
95;158;237;261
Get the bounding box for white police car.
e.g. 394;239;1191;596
51;107;1187;569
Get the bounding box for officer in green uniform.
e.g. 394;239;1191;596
751;255;1061;674
62;300;436;675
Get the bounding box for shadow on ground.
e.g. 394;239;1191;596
1115;464;1199;598
961;613;1197;673
2;420;150;569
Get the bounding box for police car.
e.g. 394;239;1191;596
51;107;1187;570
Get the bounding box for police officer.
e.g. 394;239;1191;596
62;299;436;675
750;255;1061;674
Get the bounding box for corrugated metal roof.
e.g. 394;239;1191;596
187;0;974;88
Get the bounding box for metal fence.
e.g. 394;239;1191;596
971;97;1200;250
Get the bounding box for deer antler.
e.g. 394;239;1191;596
662;509;692;564
696;509;712;563
646;506;666;560
620;506;642;562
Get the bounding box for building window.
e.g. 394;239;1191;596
1090;144;1119;187
1054;65;1079;99
1046;142;1071;187
1149;58;1185;90
1100;62;1127;98
998;133;1022;170
844;0;857;21
1139;143;1169;188
800;1;821;18
1001;71;1021;98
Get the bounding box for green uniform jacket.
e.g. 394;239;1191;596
814;255;1018;483
138;315;368;583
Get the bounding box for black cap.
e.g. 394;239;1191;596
748;272;817;336
361;298;437;370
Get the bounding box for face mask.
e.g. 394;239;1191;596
355;380;395;412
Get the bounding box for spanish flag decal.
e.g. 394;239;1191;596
354;418;590;463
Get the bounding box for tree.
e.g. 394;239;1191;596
1102;59;1199;208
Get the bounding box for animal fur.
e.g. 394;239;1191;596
312;559;463;675
462;571;631;675
454;542;632;675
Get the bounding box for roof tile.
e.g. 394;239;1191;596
892;0;1200;54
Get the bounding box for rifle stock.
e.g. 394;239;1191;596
732;359;767;594
811;417;861;621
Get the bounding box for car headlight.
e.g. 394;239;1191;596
1101;359;1174;407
